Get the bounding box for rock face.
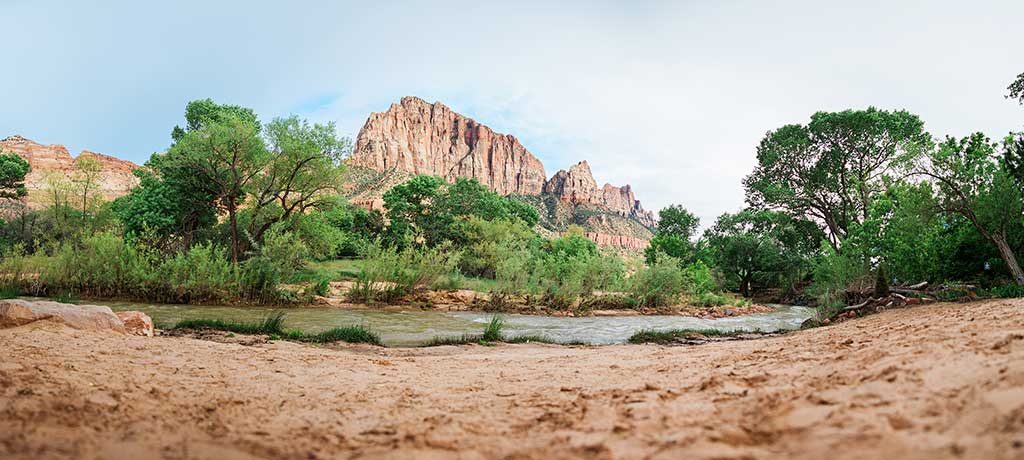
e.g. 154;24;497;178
0;135;140;207
584;232;650;251
0;299;126;333
544;161;656;229
115;311;155;337
349;97;657;248
542;161;601;205
349;97;547;196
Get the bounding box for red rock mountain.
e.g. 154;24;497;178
348;97;656;247
0;135;140;207
349;96;547;196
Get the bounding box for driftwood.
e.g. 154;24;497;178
842;298;875;312
831;292;932;321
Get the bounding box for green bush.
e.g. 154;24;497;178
808;242;869;319
0;232;294;304
349;241;460;304
628;256;685;307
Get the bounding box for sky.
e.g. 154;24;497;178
2;0;1023;226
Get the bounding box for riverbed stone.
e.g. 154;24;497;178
0;299;125;333
115;311;154;336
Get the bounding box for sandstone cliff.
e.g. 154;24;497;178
348;97;657;249
0;135;140;207
543;161;656;229
349;96;547;196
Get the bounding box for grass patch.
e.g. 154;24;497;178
627;328;757;344
0;285;18;300
300;325;381;345
173;311;287;335
422;315;586;346
171;311;382;345
482;316;504;341
423;334;489;347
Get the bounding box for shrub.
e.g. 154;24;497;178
808;242;869;319
628;256;685;307
349;241;460;304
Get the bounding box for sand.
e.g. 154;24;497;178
1;299;1022;460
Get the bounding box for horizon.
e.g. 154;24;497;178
3;0;1022;226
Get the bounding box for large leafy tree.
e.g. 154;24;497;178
382;175;445;247
704;209;820;296
645;204;699;264
915;133;1024;285
744;108;931;251
0;152;30;200
246;116;349;246
171;98;260;142
119;99;348;261
383;176;539;248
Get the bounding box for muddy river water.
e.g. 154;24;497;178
80;300;815;346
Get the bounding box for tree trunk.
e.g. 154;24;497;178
227;203;239;265
992;233;1024;285
741;273;752;298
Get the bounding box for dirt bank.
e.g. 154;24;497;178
1;299;1022;460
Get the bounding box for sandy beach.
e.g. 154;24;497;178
1;299;1022;460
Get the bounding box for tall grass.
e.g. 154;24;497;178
628;328;772;344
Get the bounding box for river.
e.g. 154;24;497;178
77;300;815;346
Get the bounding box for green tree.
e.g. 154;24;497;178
382;175;445;247
645;205;699;264
165;115;268;263
171;98;260;142
0;152;30;199
72;156;102;218
382;176;539;248
246;116;349;246
856;181;945;284
744;108;931;250
915;133;1024;285
704;209;819;296
1005;133;1024;187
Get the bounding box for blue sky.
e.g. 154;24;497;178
2;0;1023;225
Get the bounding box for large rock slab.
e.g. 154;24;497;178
115;310;154;336
0;299;126;333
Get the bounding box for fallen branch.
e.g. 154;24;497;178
842;298;875;312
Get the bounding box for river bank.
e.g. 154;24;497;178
2;298;1022;459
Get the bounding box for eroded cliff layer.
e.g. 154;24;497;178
349;97;547;196
0;135;140;207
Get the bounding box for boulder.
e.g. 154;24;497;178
0;299;125;333
115;311;154;336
